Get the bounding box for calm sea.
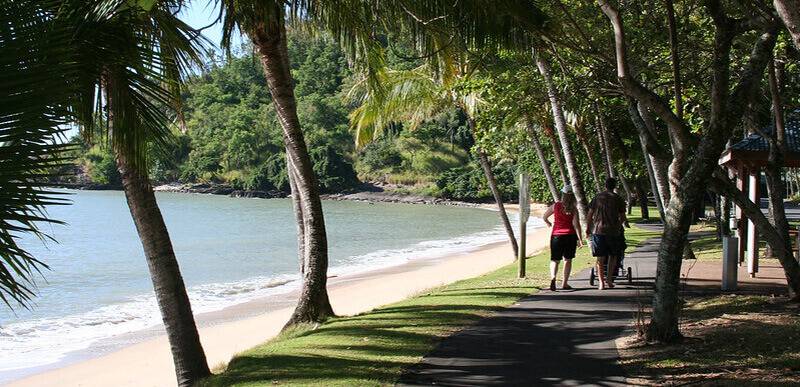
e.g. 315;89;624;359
0;190;536;381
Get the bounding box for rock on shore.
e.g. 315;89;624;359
151;183;477;206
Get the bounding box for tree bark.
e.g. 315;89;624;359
541;122;569;186
469;115;519;259
775;0;800;50
248;7;334;326
578;128;603;192
537;55;590;229
627;97;667;220
637;102;672;207
526;115;560;202
635;179;650;219
117;151;210;386
595;103;615;179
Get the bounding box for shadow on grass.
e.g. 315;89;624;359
202;285;539;386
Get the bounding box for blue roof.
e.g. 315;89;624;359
728;116;800;153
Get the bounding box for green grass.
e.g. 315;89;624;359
203;210;660;386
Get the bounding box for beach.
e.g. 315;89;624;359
10;209;551;387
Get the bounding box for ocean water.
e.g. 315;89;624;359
0;190;540;381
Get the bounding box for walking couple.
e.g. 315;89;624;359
542;178;628;291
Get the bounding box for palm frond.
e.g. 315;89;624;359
67;0;208;174
0;0;76;309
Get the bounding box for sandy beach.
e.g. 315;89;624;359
10;208;550;387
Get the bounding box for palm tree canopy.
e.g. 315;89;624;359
0;0;77;309
65;0;208;173
347;65;484;147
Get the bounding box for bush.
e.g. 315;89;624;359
310;144;360;193
436;163;517;202
82;146;120;186
359;138;404;172
247;153;289;191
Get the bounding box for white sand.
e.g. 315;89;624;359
10;219;550;387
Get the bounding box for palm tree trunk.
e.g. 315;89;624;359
248;10;334;326
594;105;615;179
627;98;667;220
541;123;569;186
537;55;589;229
581;139;603;192
116;151;210;387
637;102;672;208
467;115;518;259
525;115;560;202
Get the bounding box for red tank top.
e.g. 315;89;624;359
552;202;576;235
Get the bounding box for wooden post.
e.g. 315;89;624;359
735;164;747;264
518;173;530;278
747;168;760;277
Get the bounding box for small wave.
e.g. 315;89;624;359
0;214;544;374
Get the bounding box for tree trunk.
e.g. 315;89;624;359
469;115;519;259
595;104;615;179
541;123;569;186
248;9;334;326
526;115;560;202
117;151;210;387
581;137;603;192
637;102;672;207
617;171;634;215
635;179;650;219
775;0;800;50
711;170;800;299
598;0;778;341
537;55;590;229
764;57;800;298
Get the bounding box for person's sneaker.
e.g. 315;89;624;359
550;279;556;291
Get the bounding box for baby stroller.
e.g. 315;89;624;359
588;229;633;286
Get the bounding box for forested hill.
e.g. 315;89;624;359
63;31;517;202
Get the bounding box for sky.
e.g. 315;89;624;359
178;1;237;51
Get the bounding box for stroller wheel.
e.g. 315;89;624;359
589;268;596;286
627;267;633;283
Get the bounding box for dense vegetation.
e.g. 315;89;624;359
68;31;606;203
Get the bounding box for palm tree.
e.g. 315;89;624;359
217;0;546;324
349;66;519;259
524;116;560;202
219;1;336;326
536;54;589;229
0;0;75;310
63;1;211;384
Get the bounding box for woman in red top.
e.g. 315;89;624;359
542;185;584;291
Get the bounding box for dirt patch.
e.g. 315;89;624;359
618;295;800;386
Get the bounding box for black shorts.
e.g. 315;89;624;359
591;234;622;258
551;234;578;261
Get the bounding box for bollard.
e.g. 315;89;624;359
722;236;738;290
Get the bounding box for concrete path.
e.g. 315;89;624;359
398;227;661;387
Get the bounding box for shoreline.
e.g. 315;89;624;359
8;208;550;387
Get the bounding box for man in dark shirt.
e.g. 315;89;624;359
586;178;628;290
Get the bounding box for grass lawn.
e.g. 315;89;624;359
202;210;658;386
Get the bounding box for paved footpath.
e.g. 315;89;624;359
398;226;662;386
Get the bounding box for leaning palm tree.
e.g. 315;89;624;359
61;1;211;385
216;0;545;325
0;0;75;310
349;65;519;259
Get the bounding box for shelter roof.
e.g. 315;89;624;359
719;116;800;168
